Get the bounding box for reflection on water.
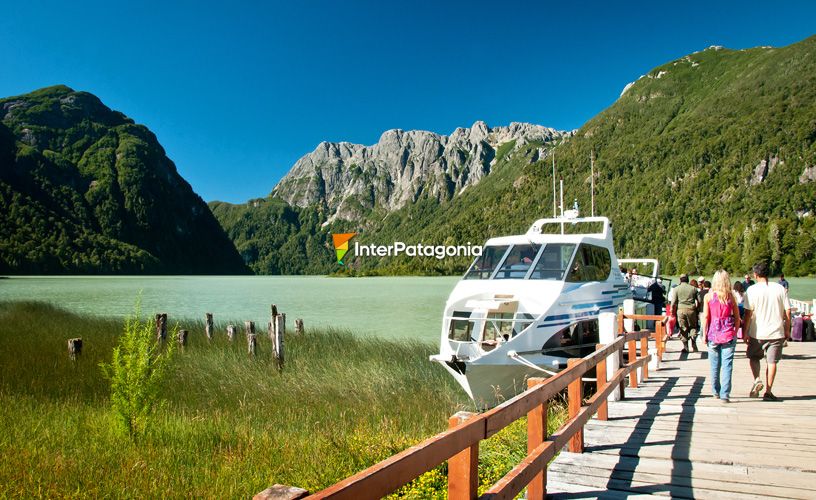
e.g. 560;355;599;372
0;276;460;342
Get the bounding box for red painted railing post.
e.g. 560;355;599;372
595;344;608;421
641;334;649;380
447;412;479;500
527;377;548;500
656;320;665;359
567;359;584;453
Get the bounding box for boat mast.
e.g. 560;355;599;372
559;178;565;234
552;151;557;218
590;149;596;217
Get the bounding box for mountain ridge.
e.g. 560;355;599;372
0;85;248;274
215;34;816;276
272;120;571;223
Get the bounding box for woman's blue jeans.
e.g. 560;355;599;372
708;338;737;399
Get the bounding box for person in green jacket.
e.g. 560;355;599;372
671;274;701;352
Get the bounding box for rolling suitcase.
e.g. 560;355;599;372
791;316;804;341
804;318;815;342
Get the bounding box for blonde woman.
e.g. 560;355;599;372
702;270;741;402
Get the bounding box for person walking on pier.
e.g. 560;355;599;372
778;273;789;294
742;262;791;401
702;270;740;402
672;274;700;352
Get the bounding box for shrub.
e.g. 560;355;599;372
100;304;177;438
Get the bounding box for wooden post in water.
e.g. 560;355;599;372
273;313;285;370
269;304;278;340
226;324;236;342
177;329;188;347
247;334;257;356
295;318;304;335
68;338;82;360
156;313;167;342
245;321;257;355
447;411;479;500
205;313;214;341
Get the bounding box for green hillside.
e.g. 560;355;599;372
219;36;816;276
530;37;816;275
208;198;334;274
0;86;248;274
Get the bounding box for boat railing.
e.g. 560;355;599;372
263;312;667;500
790;298;815;316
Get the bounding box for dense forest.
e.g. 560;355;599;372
0;86;248;274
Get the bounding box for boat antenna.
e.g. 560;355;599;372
559;178;564;218
552;151;557;218
590;149;596;217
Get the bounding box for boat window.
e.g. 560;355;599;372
449;312;474;342
464;245;509;280
529;243;576;280
514;312;535;336
483;312;514;344
566;244;612;282
540;320;600;358
450;320;473;341
494;244;539;279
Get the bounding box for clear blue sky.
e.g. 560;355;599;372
1;1;815;203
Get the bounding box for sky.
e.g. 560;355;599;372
1;1;815;203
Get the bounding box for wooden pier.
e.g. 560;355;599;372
258;312;816;500
547;337;816;499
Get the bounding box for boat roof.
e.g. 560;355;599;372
483;216;613;246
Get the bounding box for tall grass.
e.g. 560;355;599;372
0;301;566;497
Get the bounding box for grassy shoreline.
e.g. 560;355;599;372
0;301;565;498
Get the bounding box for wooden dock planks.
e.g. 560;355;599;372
547;339;816;499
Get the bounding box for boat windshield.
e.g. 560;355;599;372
494;244;538;279
529;243;576;280
464;245;509;280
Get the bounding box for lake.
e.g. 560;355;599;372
1;276;813;342
0;276;460;342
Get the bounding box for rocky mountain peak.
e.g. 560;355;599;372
272;121;571;223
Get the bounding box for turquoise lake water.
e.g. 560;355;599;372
0;276;460;341
1;276;813;342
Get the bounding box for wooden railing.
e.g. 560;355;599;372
264;313;666;500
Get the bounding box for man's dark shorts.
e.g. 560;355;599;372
747;337;784;363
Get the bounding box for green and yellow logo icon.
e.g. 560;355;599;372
332;233;357;265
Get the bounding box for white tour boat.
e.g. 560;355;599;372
431;212;633;408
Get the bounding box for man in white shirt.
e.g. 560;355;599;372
742;262;791;401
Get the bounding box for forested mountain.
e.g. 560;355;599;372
0;86;248;274
210;123;568;275
535;37;816;275
4;35;815;276
217;35;816;276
